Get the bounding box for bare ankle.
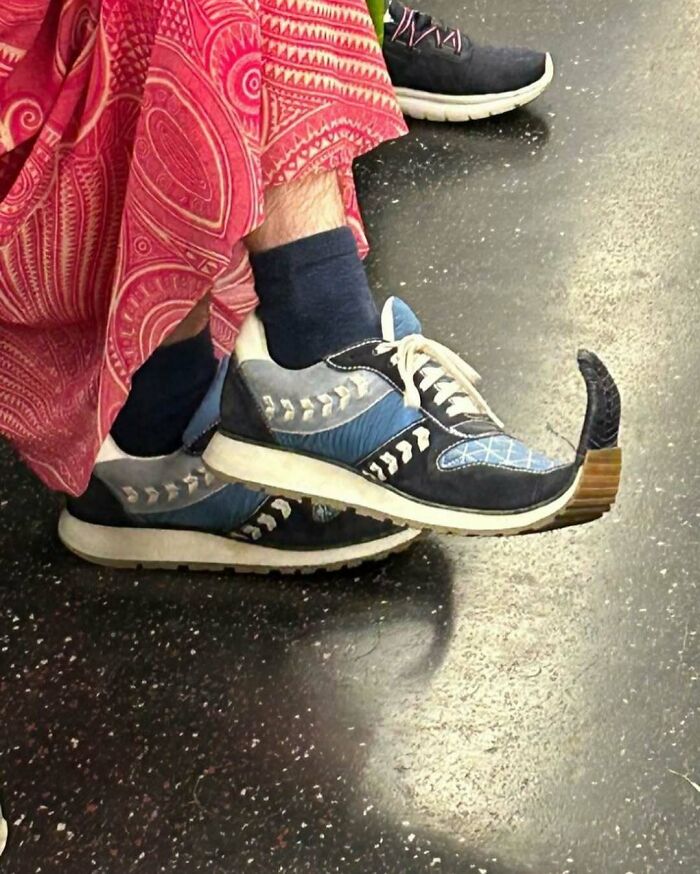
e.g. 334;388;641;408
162;295;211;346
245;171;345;254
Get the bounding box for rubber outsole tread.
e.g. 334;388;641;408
63;533;420;575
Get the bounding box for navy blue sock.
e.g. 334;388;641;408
112;326;217;457
250;227;381;368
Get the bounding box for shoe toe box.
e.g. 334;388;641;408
457;461;576;513
434;434;575;512
467;44;547;94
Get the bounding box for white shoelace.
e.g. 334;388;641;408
375;334;504;427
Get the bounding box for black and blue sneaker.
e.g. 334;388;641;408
58;360;420;572
383;1;554;122
203;298;622;536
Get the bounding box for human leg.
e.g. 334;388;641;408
0;0;405;497
0;0;417;569
244;171;382;369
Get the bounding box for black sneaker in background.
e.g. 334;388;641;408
383;1;554;121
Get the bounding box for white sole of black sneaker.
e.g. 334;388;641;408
394;52;554;122
203;432;592;536
0;805;7;857
58;511;420;574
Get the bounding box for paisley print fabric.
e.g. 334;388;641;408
0;0;406;494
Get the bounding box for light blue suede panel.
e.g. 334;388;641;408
275;392;422;463
131;482;266;534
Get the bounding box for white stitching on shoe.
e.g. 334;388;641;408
262;395;276;419
380;452;398;475
349;373;368;398
182;474;198;495
317;393;334;417
413;426;431;451
367;428;428;482
369;462;387;481
122;486;139;504
257;513;277;532
242;524;262;541
300;398;315;421
265;377;373;425
334;385;350;410
396;440;413;464
271;498;292;518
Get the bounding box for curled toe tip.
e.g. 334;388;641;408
576;347;602;365
575;349;621;455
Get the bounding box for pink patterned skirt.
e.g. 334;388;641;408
0;0;405;494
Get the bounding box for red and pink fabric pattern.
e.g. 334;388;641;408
0;0;406;494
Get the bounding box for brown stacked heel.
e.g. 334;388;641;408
543;446;622;531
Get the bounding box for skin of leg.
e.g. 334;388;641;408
163;170;345;345
161;294;212;345
245;170;345;254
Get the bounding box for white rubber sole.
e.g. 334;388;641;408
0;805;6;858
57;510;420;574
203;433;582;537
395;52;554;121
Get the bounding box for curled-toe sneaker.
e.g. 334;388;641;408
204;298;622;536
58;361;420;573
383;1;554;122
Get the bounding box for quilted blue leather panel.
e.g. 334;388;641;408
438;435;564;472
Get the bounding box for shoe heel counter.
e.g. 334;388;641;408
66;476;130;526
220;359;276;445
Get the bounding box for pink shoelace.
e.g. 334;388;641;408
391;5;463;54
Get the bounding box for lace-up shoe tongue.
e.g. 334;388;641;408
379;298;502;434
380;296;423;341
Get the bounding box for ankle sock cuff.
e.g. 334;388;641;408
111;325;217;457
249;226;358;279
250;227;381;368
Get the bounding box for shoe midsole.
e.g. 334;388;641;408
58;511;419;570
203;433;581;535
393;52;554;106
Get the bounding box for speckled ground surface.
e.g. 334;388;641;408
1;1;699;872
